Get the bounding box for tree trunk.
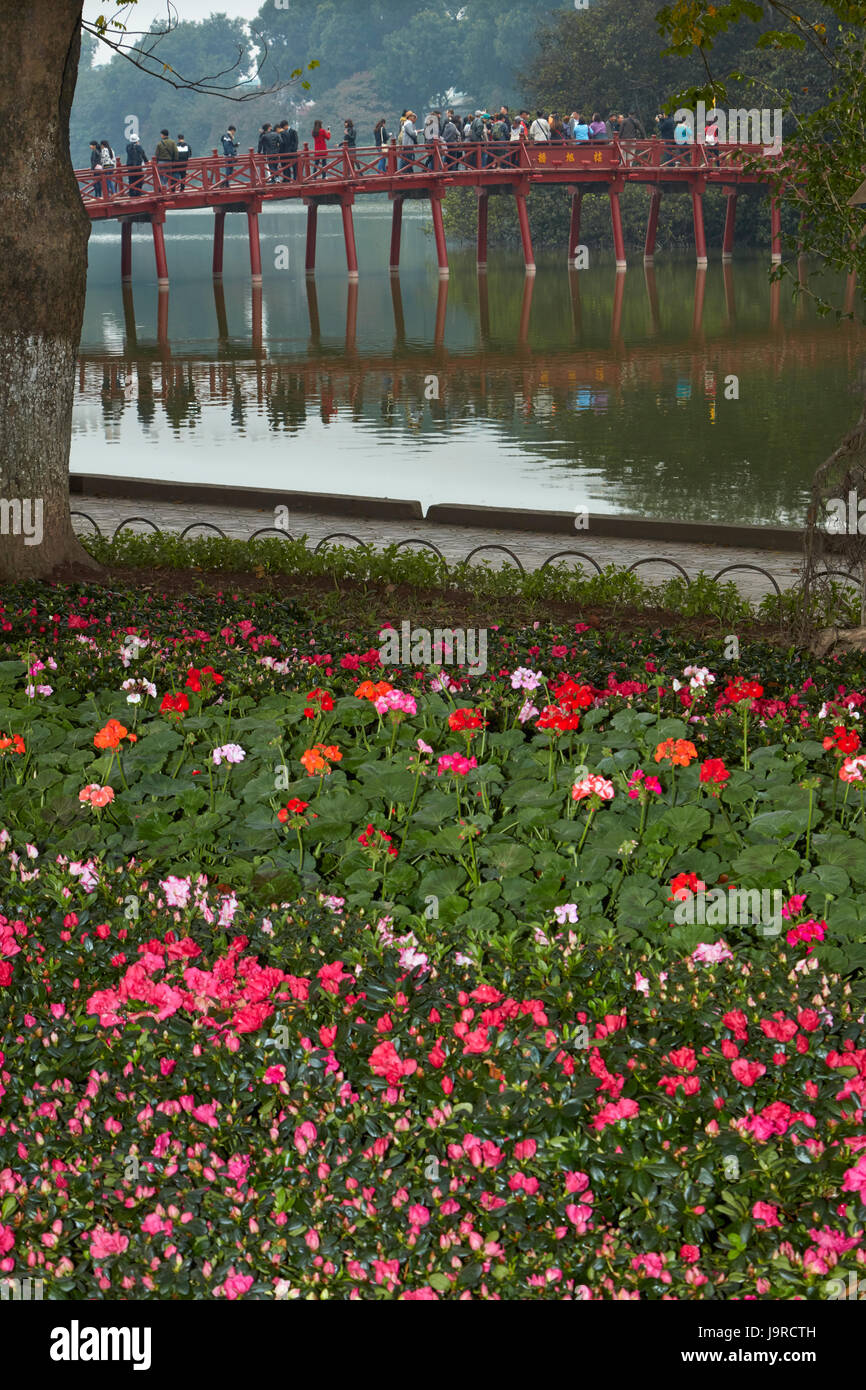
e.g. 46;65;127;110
0;2;100;581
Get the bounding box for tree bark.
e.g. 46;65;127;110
0;2;100;581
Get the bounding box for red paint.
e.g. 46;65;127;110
213;209;225;277
609;189;626;269
770;195;782;263
247;208;262;280
390;197;403;269
305;202;318;273
477;192;488;266
569;191;582;261
121;221;132;281
644;190;661;261
722;192;737;259
341;198;359;277
151;218;168;284
430;196;449;275
515;191;535;272
692;188;707;265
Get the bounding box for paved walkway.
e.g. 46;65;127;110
72;493;821;603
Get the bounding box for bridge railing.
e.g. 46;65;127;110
74;138;782;209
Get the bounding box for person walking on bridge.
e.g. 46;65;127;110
124;132;147;196
175;134;191;189
399;111;418;173
441;111;460;169
88;139;104;198
260;123;282;182
219;126;238;186
279;120;298;181
529;111;550;143
619;110;645;164
154;129;179;189
373;118;390;173
509;111;528;166
312;119;331;178
99;140;116;194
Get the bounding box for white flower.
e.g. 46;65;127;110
122;677;157;704
511;666;543;691
212;743;246;766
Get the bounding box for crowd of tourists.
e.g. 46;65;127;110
85;105;713;195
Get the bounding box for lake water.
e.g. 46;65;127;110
73;201;865;527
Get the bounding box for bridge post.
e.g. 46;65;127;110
609;187;626;271
388;139;397;176
429;194;449;277
644;190;661;262
213;209;226;278
247;204;263;283
691;185;707;267
121;221;133;283
340;195;359;279
434;276;448;345
722;191;737;261
389;196;403;271
611;268;625;341
151;213;169;287
477;191;488;269
569;192;582;263
693;267;707;335
305;202;318;274
770;195;782;264
515;187;535;274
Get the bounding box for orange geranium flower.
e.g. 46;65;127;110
94;718;133;750
654;738;698;768
355;680;394;702
300;743;343;776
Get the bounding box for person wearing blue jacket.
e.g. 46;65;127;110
220;126;238;186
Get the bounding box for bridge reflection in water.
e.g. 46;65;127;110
77;259;857;406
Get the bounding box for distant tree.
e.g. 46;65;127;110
0;0;314;582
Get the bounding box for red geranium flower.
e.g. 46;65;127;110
725;678;764;704
448;707;485;734
823;726;860;756
161;692;190;716
699;757;730;784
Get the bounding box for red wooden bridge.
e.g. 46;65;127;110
77;138;788;284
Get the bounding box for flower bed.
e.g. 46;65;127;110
1;583;865;1298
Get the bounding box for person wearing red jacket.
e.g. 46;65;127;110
312;120;331;179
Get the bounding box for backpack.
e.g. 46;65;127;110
491;120;506;140
101;148;116;169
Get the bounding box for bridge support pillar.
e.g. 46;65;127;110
569;191;583;263
121;221;133;283
691;188;707;267
151;215;168;286
389;196;403;271
770;195;782;264
644;190;661;262
722;191;737;261
305;202;318;275
515;189;535;273
477;191;488;269
213;209;226;278
340;197;359;279
430;195;449;277
609;189;626;271
247;206;263;283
